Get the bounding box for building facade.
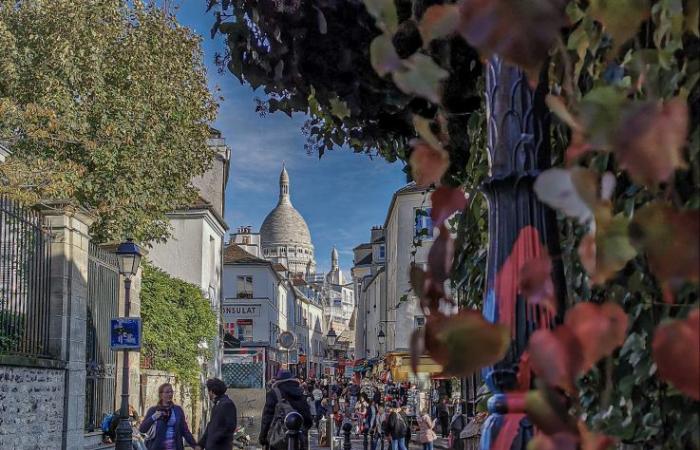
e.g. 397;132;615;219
146;130;230;376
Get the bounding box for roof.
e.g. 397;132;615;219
272;263;288;272
383;182;433;229
223;243;268;265
353;243;372;251
260;166;313;246
355;253;372;266
184;195;229;230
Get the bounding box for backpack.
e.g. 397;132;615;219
267;387;299;450
100;412;115;433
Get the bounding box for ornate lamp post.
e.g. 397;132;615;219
478;57;567;448
114;239;144;450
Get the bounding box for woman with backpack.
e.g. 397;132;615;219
139;383;199;450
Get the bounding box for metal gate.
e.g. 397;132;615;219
85;242;120;431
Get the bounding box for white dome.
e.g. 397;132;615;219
260;165;312;246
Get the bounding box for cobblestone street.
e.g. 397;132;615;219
306;428;449;450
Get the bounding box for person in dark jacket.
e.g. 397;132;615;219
259;370;313;449
437;397;450;438
139;383;199;450
199;378;237;450
382;402;408;450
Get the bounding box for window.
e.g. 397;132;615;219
415;208;434;238
379;245;385;259
235;319;254;341
237;275;253;298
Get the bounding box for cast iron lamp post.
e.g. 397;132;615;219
114;238;144;450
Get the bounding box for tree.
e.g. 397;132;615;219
211;0;483;183
140;262;217;388
0;0;217;243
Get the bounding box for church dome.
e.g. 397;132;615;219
260;165;313;245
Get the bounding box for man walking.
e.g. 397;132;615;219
199;378;237;450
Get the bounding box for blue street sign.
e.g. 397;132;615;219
110;317;142;351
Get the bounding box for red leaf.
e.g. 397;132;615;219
613;98;688;186
410;328;425;374
652;309;700;400
564;302;628;370
457;0;568;84
518;254;557;313
430;186;468;226
424;310;510;377
578;421;616;450
528;433;579;450
419;4;460;43
528;326;583;393
427;224;454;282
409;139;449;187
630;202;700;294
525;388;578;435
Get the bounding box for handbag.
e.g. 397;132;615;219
143;421;157;445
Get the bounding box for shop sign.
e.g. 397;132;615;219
222;304;261;320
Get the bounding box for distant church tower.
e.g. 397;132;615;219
260;165;316;277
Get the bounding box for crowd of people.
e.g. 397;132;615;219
260;370;453;450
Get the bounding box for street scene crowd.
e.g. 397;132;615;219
99;369;487;450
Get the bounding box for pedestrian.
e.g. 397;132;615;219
139;383;199;450
312;384;324;426
448;403;468;450
259;369;313;449
382;401;408;450
417;409;437;450
437;397;450;438
198;378;237;450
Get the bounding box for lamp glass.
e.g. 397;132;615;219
327;328;337;347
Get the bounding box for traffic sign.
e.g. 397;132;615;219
278;331;296;349
110;317;142;350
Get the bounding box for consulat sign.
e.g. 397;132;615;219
222;304;261;320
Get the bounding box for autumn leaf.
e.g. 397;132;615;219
629;202;699;295
652;309;700;400
546;95;582;131
534;167;595;224
529;326;584;393
410;328;426;374
430;186;468;226
565;302;628;370
419;4;460;44
518;254;557;313
613;98;688;186
583;209;637;285
457;0;568;84
525;388;578;435
409;139;449;187
392;53;449;104
578;421;617;450
370;34;401;77
427;224;454;282
424;310;510;377
529;303;627;392
528;433;579;450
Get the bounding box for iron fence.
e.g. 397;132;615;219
0;196;52;358
85;242;119;431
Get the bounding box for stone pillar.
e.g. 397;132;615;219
42;203;94;450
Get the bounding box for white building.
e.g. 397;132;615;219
147;130;230;375
324;247;354;334
384;183;434;353
222;241;292;378
352;226;386;359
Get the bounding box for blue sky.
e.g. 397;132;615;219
175;2;407;272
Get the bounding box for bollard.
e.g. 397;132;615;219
343;422;352;450
286;411;304;450
379;432;385;450
363;428;369;450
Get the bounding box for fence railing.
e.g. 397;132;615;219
85;242;119;431
0;196;52;358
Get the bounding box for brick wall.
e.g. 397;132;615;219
0;365;65;450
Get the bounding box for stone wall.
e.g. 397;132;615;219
0;364;65;450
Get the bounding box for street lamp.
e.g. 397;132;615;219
377;328;386;346
327;326;337;347
114;238;144;450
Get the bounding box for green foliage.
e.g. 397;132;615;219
0;0;217;243
140;262;217;388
